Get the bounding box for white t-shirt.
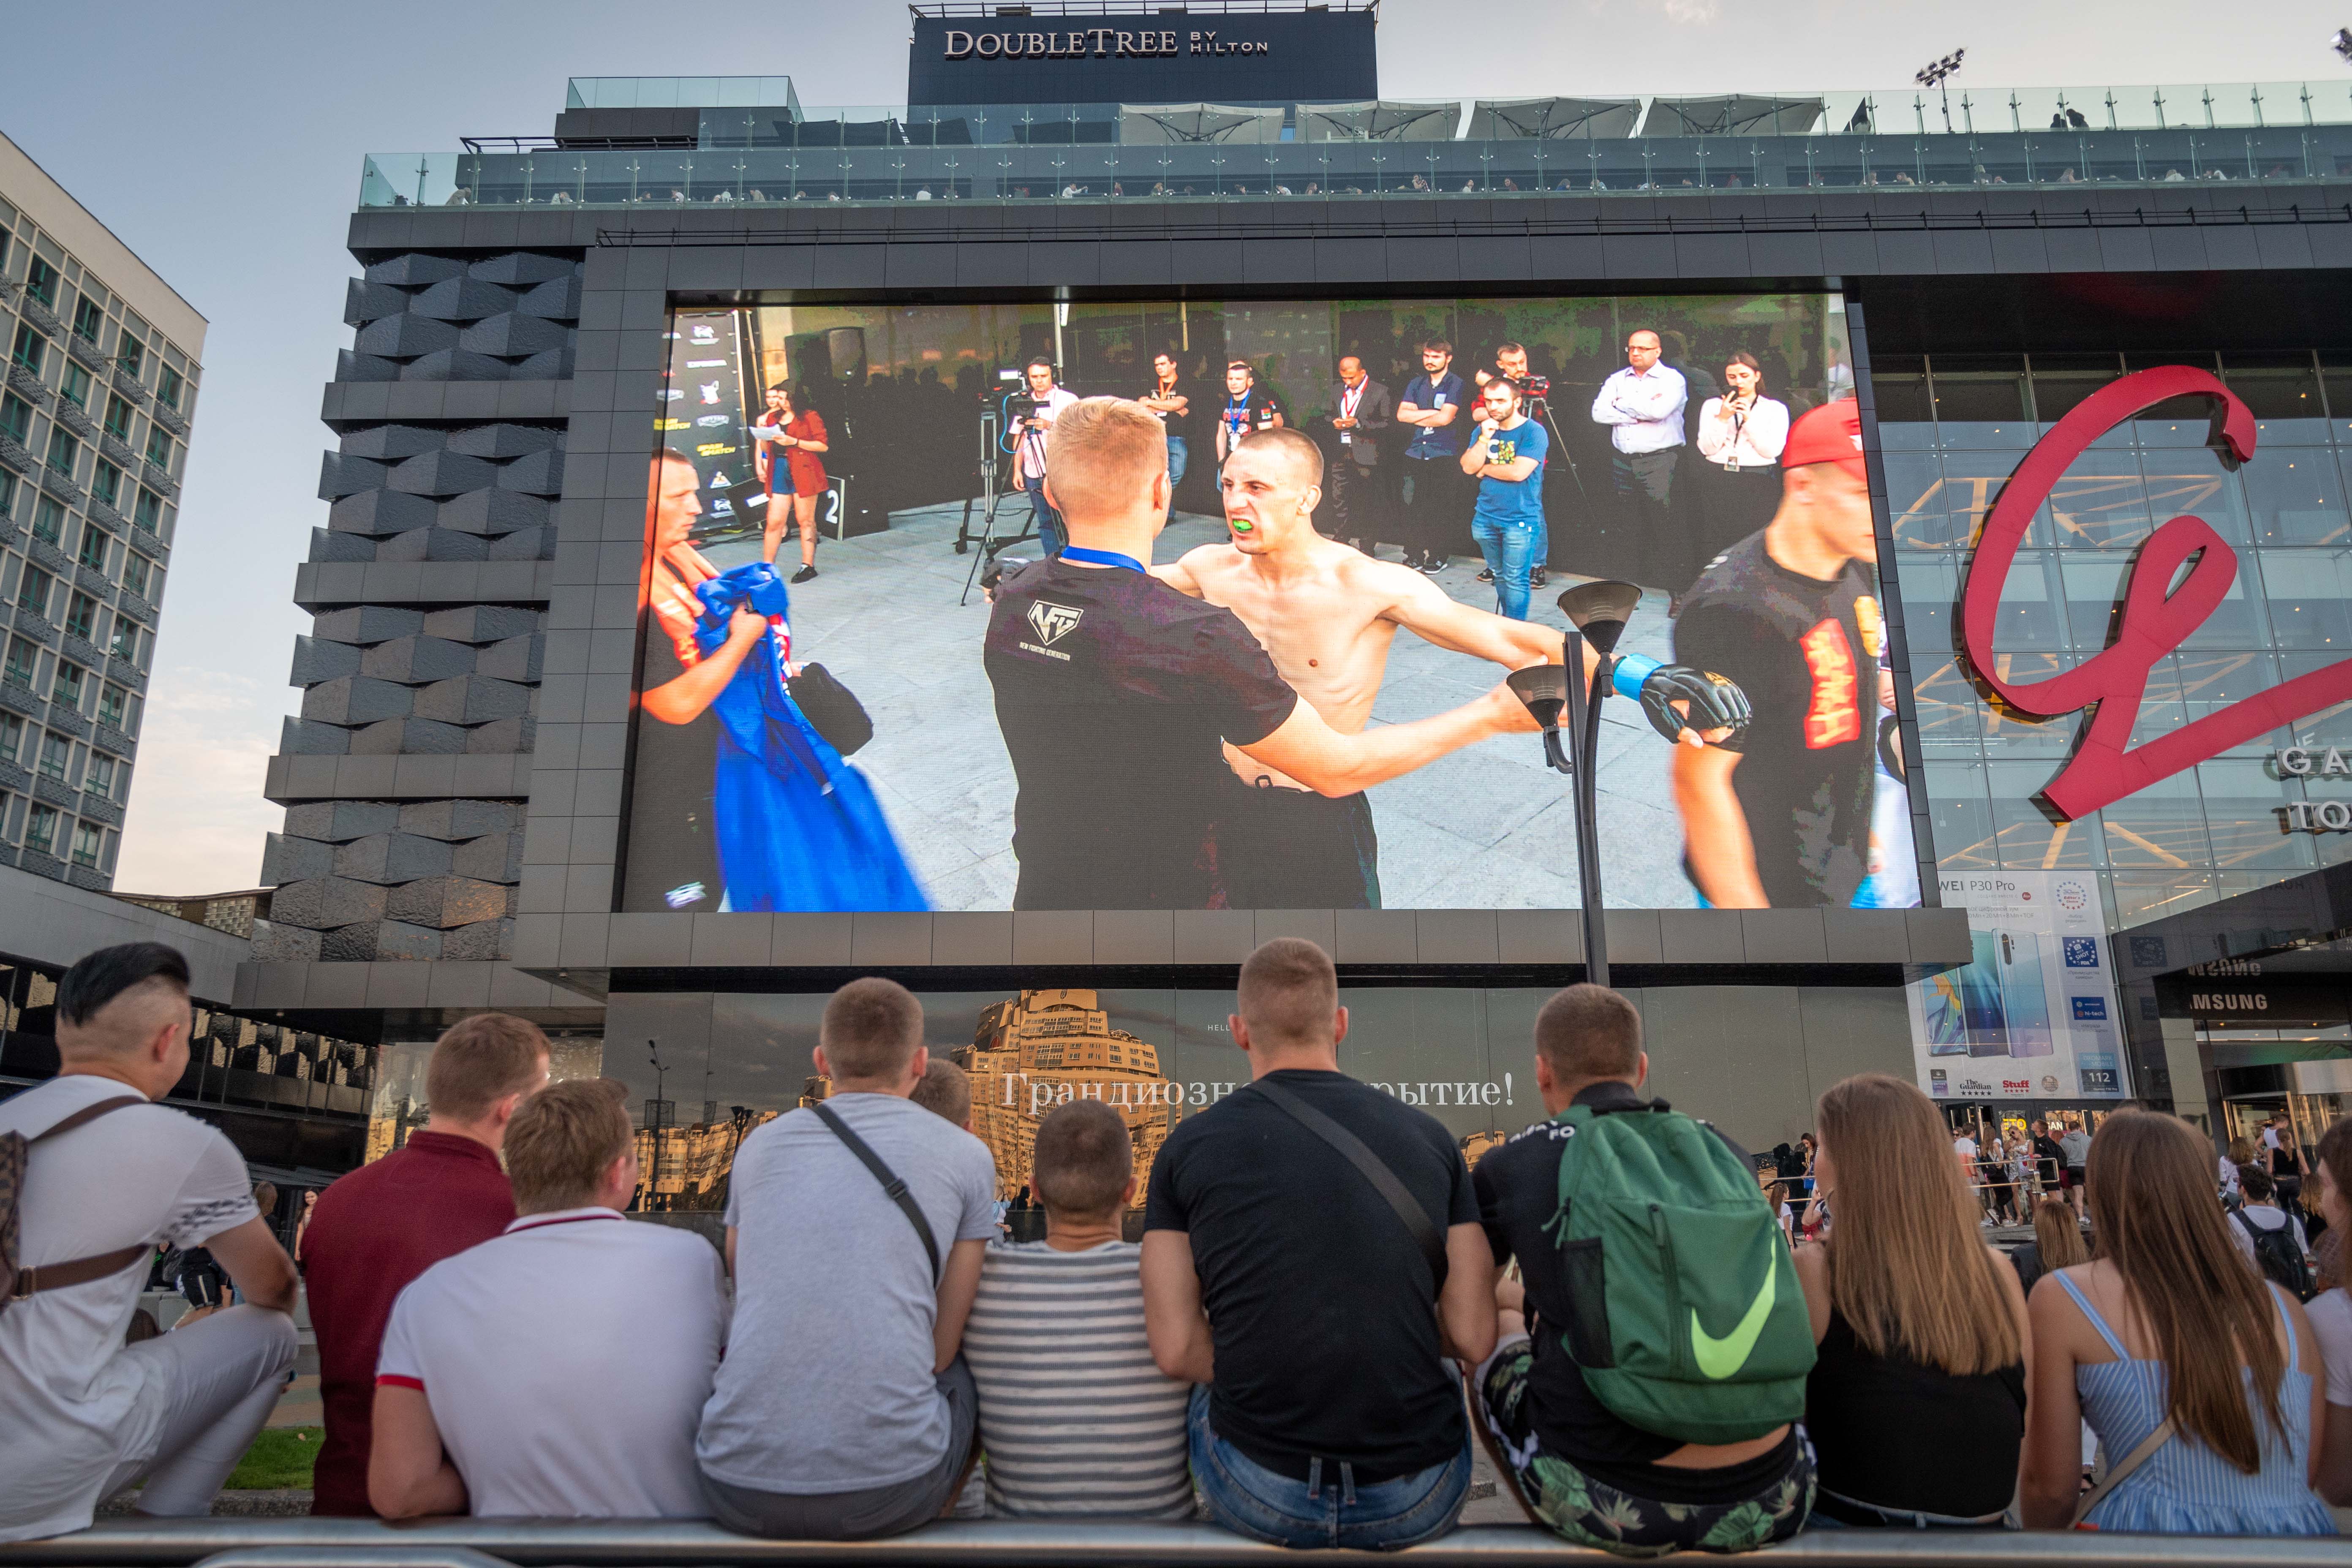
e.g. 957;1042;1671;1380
1017;387;1080;479
0;1076;258;1541
2226;1203;2309;1267
699;1095;999;1493
2306;1288;2352;1408
2218;1155;2241;1196
1953;1135;1978;1161
376;1208;726;1518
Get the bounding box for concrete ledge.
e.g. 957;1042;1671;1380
12;1517;2344;1567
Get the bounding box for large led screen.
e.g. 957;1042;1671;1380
621;295;1916;913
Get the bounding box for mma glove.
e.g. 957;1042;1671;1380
1610;653;1754;750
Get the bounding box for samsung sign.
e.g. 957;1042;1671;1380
907;11;1375;107
943;28;1266;59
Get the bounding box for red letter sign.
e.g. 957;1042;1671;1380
1959;365;2352;819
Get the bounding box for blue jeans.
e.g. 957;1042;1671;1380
1472;512;1542;620
1188;1386;1470;1550
1167;435;1190;493
1028;484;1064;558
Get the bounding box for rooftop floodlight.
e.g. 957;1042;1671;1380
1914;48;1966;132
1557;579;1644;657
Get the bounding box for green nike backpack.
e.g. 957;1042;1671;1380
1544;1098;1815;1445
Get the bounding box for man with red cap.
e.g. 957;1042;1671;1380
1669;398;1886;908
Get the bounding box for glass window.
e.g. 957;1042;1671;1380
59;362;90;409
13;565;51;618
2221;354;2329;446
96;683;126;730
24;804;57;857
0;392;30;444
9;321;44;375
50;659;82;708
71;297;102;345
36;732;67;781
116;336;144;380
85;752;117;800
76;522;109;572
0;469;14;520
120;553;150;599
90;460;119;508
32;495;63;543
2;637;36;689
0;713;20;762
131;488;160;532
63;593;95;641
1924;760;1995;869
155;364;183;412
142;427;172;470
2245;450;2348;546
2028;354;2126;436
46;427;80;477
1928;356;2034;448
102;395;131;440
69;822;102;869
24;256;57;309
2257;550;2352;650
1987;758;2106;868
108;620;136;662
2199;755;2315;872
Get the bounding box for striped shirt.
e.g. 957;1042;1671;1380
964;1240;1193;1519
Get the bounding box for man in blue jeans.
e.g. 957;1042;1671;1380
1141;938;1496;1548
1458;378;1548;619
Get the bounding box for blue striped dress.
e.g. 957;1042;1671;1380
2054;1273;2336;1535
964;1239;1195;1519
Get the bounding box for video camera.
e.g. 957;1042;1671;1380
1518;373;1552;398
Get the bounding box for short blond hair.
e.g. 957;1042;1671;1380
504;1078;633;1214
1236;937;1338;1049
821;977;924;1081
425;1013;549;1122
911;1058;973;1126
1045;397;1165;524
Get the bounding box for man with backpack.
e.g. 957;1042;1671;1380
1470;984;1816;1554
1141;938;1495;1549
2229;1164;2314;1301
0;944;299;1541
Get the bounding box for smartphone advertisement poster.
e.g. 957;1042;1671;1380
1909;870;2129;1102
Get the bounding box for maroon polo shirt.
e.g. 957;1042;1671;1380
302;1130;514;1516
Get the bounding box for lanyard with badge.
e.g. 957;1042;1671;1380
1338;380;1364;447
1225;396;1252;438
1724;395;1749;474
1061;546;1146;573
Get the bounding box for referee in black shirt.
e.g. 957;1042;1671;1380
985;398;1536;909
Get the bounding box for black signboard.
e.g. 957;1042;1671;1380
907;10;1377;107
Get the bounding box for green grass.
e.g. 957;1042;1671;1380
223;1426;320;1491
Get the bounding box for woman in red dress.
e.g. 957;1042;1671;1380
752;384;830;583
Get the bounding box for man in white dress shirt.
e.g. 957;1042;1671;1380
1590;329;1690;593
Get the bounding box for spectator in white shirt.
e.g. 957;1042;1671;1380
1590;329;1690;595
1693;352;1791;564
966;1101;1192;1518
0;944;299;1543
369;1078;726;1519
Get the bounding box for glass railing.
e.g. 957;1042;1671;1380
568;76;800;112
362;123;2352;209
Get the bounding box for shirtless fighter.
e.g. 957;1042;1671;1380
1155;427;1748;909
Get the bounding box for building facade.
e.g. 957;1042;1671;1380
212;5;2352;1198
0;131;197;892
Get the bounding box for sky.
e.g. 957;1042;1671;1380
5;0;2348;893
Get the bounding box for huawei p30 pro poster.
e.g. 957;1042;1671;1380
620;294;1916;915
1912;872;2127;1102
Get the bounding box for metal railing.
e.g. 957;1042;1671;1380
6;1520;2349;1568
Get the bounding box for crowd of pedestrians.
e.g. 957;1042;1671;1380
3;938;2349;1547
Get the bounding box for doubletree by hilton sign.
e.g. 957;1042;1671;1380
942;27;1269;59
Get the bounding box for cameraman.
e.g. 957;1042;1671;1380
1014;358;1079;557
1473;344;1547;589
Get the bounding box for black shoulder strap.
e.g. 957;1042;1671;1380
811;1102;941;1285
1251;1079;1447;1285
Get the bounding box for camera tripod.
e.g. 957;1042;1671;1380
958;409;1055;606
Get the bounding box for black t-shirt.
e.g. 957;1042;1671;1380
621;629;723;912
1473;1082;1789;1502
1142;1070;1475;1480
985;559;1297;909
2032;1134;2066;1185
1142;378;1195;444
1217;387;1285;449
1673;531;1883;907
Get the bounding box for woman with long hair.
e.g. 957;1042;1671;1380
752;384;830;583
2306;1118;2351;1504
2009;1195;2089;1298
2019;1111;2335;1533
1795;1074;2032;1527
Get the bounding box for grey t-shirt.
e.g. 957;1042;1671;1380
697;1094;998;1493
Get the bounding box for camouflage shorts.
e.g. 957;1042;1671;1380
1476;1339;1814;1558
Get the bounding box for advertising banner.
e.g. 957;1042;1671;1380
1910;870;2129;1102
626;294;1907;915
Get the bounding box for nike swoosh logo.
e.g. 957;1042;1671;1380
1690;1259;1776;1380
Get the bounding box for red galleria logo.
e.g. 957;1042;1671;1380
1960;365;2324;819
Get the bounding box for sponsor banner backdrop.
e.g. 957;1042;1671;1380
1910;870;2129;1102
